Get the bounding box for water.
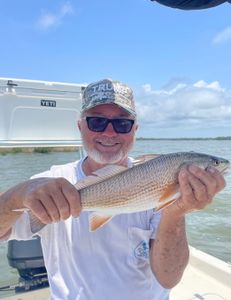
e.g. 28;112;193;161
0;139;231;294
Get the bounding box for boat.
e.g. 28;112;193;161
170;246;231;299
0;77;85;150
2;246;231;299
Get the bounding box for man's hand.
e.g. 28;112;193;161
168;165;226;217
14;177;81;225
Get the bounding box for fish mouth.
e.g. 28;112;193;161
220;162;230;174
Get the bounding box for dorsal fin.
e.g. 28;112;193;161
75;164;127;190
132;154;161;166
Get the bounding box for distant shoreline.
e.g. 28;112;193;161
137;137;231;141
0;146;81;155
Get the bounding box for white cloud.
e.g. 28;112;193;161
60;2;74;16
212;26;231;45
37;2;74;30
136;80;231;137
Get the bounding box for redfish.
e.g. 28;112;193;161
18;152;229;232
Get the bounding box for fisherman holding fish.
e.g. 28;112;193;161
0;79;228;300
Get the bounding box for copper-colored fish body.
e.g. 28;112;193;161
19;152;229;232
79;152;229;215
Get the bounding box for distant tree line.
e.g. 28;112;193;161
137;137;231;141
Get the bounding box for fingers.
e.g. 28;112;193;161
188;166;212;204
207;167;226;193
50;186;70;220
189;165;226;196
179;170;194;199
188;166;216;199
29;197;53;224
178;165;226;214
23;177;82;224
60;181;81;218
178;169;200;212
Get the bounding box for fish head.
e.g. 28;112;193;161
206;155;230;174
182;152;230;174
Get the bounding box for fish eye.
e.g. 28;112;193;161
214;160;219;165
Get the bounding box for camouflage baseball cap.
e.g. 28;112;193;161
81;79;136;117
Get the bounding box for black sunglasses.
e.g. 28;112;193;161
85;116;135;134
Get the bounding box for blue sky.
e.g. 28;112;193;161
0;0;231;138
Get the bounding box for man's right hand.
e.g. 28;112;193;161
12;177;81;225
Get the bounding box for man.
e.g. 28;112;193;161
0;78;226;299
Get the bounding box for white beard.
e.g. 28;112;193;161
82;135;135;165
82;139;127;165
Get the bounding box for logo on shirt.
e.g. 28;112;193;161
134;240;149;259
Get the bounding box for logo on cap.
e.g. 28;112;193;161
81;79;136;116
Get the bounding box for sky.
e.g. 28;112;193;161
0;0;231;138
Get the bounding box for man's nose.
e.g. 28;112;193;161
102;122;117;136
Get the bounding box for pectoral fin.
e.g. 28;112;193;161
159;183;180;202
155;199;177;212
156;183;181;211
89;212;113;232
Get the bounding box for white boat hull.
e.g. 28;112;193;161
0;78;85;148
3;247;231;300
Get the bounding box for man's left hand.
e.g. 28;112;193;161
166;165;226;216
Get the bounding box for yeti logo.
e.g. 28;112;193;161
41;99;56;107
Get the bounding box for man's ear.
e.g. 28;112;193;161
77;119;81;131
135;122;139;132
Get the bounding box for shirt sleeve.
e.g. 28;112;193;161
30;170;53;179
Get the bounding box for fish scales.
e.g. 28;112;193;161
80;164;155;211
81;155;174;212
80;152;229;214
18;151;229;232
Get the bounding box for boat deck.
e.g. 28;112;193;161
3;247;231;300
170;247;231;299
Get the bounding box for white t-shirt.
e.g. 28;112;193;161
9;158;170;300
